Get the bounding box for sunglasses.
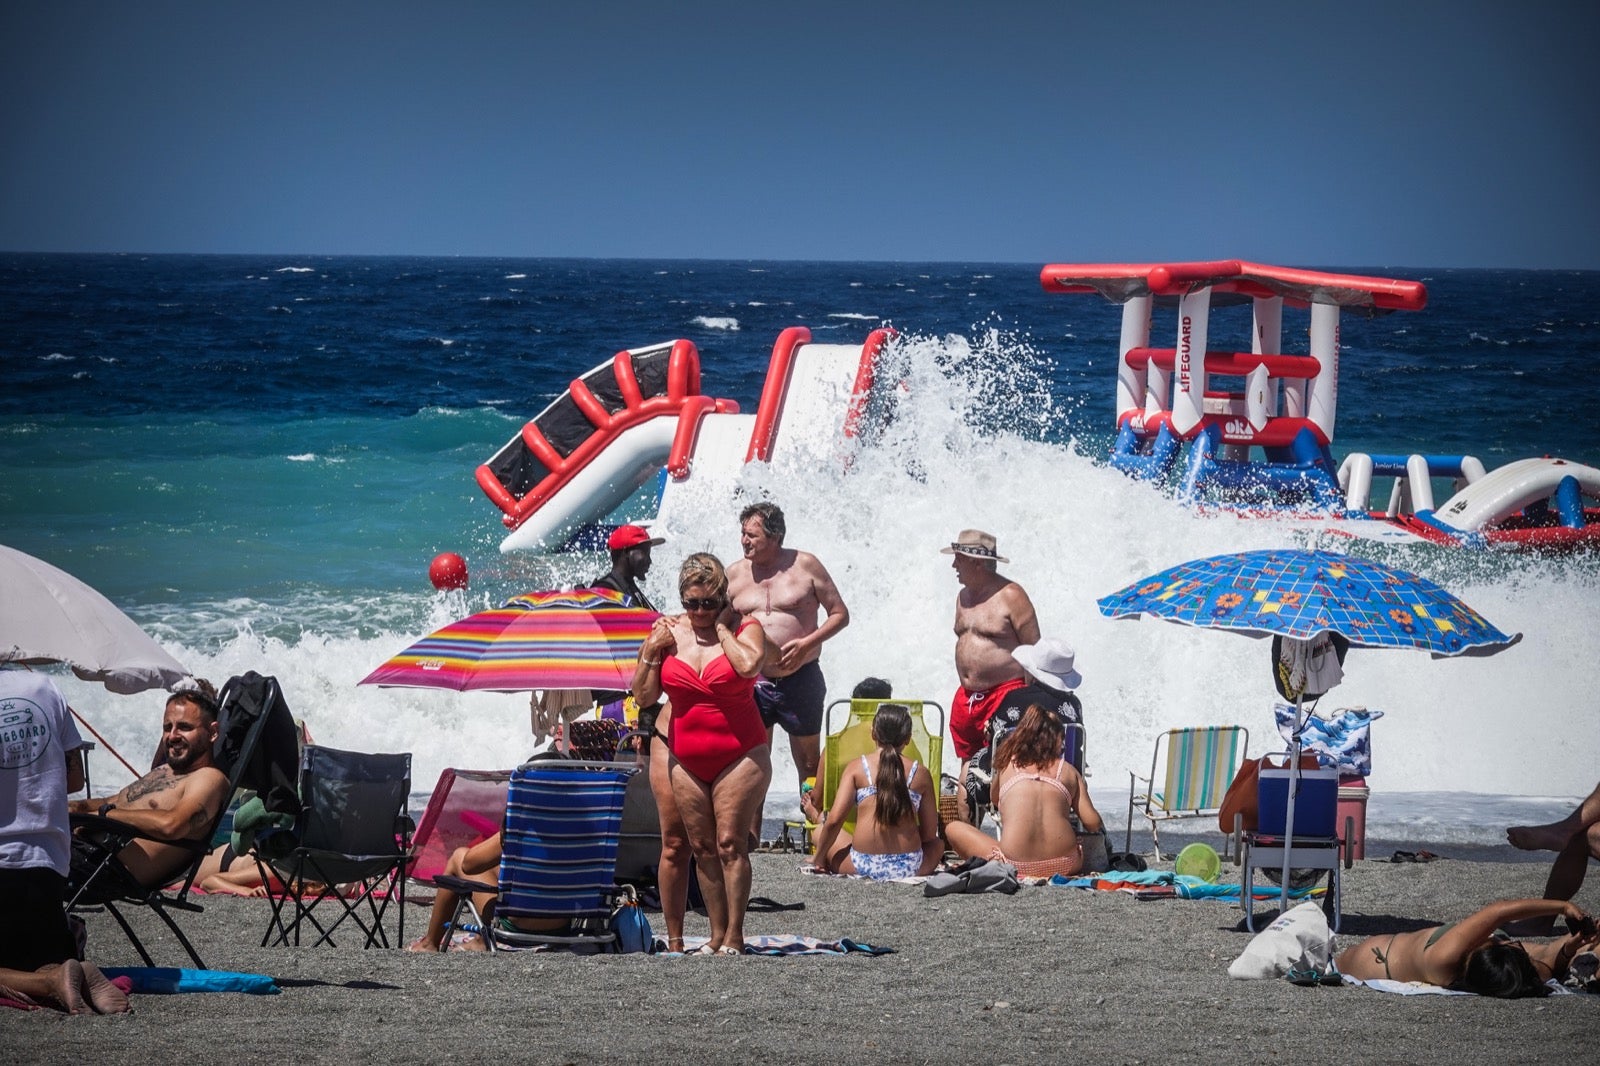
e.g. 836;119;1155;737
680;596;726;611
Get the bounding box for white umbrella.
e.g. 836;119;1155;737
0;543;191;694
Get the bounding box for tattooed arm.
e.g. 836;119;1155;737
88;767;230;843
69;765;173;813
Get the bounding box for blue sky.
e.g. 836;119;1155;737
2;1;1596;267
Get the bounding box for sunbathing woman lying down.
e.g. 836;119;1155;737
1335;898;1599;997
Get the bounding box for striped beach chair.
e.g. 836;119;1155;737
1125;725;1249;860
439;760;636;951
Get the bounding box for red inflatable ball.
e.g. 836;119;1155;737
428;552;469;590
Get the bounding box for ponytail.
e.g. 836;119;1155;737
870;703;915;828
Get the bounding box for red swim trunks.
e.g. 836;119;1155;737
949;677;1028;761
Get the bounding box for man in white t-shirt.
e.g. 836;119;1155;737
0;669;87;971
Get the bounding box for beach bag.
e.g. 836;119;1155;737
1273;704;1383;777
1227;901;1335;979
923;857;1020;897
610;886;653;953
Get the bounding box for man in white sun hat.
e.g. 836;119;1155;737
943;529;1039;820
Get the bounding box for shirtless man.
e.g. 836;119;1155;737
67;688;231;892
944;529;1039;820
726;502;849;836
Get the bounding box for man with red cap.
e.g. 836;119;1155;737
586;525;667;744
591;524;664;611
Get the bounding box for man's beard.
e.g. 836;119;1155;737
166;741;207;773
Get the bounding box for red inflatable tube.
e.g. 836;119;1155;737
842;328;894;440
746;326;813;463
1125;348;1322;379
667;395;729;479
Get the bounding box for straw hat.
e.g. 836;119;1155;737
939;529;1008;563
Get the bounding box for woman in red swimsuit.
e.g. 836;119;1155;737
632;552;772;955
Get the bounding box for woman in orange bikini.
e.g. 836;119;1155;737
1335;898;1597;996
632;553;773;955
943;702;1103;878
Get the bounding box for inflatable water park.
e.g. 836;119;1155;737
474;261;1600;554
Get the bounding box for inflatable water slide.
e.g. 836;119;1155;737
1040;260;1600;550
476;327;891;553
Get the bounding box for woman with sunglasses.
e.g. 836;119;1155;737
1334;898;1597;996
632;552;773;955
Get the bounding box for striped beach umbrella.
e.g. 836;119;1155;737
359;587;658;692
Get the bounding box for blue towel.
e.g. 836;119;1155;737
98;967;280;995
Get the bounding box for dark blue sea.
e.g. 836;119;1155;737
3;254;1597;841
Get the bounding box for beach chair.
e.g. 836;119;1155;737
808;698;945;842
434;760;637;951
255;745;414;949
407;767;514;892
1125;724;1249;860
1239;751;1350;932
65;672;300;969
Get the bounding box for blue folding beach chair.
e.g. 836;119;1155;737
436;760;637;951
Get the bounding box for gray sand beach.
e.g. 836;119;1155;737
6;840;1595;1064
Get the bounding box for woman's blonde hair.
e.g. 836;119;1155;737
678;552;728;598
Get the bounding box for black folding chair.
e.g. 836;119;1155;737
255;745;413;949
65;672;300;968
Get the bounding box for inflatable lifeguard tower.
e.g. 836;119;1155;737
1040;260;1600;549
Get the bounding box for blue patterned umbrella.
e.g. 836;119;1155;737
1096;549;1519;657
1098;548;1519;917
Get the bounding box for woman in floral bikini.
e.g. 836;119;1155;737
811;704;942;880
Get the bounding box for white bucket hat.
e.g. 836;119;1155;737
1012;637;1083;691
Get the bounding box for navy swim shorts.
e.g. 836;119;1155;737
753;660;827;737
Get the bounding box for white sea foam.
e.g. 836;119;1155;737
42;352;72;361
827;312;879;321
505;273;527;280
692;316;740;331
273;267;315;274
286;453;317;462
50;331;1600;841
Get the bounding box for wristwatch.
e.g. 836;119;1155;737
97;802;116;818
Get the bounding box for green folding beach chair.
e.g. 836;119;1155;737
1126;724;1249;860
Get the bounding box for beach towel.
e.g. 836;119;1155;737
1346;976;1582;996
660;935;892;956
98;967;280;995
1046;869;1325;901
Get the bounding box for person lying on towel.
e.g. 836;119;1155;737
1336;898;1598;996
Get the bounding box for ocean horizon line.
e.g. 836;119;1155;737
5;248;1598;273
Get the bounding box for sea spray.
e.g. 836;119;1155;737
43;329;1600;838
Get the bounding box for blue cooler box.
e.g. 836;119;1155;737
1257;754;1338;837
